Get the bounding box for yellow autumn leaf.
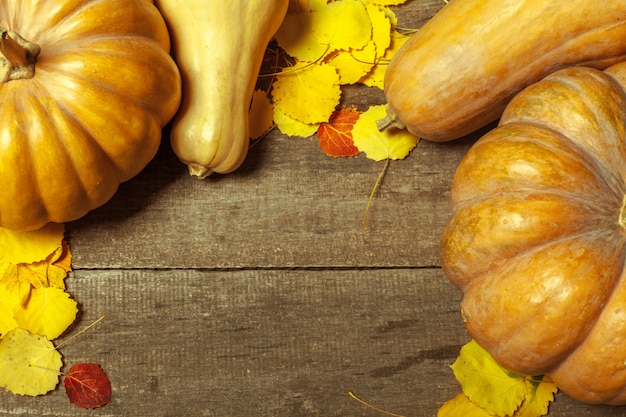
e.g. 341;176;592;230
360;29;411;88
451;340;527;416
249;89;275;140
275;12;329;62
352;104;418;161
0;264;34;306
381;3;400;28
272;62;341;124
437;393;493;417
326;41;377;84
13;286;78;340
366;3;393;57
514;378;558;417
0;262;12;288
46;245;72;290
318;3;393;85
0;283;19;336
0;327;63;396
364;0;409;5
0;241;72;292
0;223;65;264
273;106;320;138
313;1;372;52
49;239;72;270
276;0;372;63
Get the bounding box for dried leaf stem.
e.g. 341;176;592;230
363;158;390;231
348;391;406;417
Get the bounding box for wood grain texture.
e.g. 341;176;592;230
66;131;477;270
3;270;623;417
1;1;624;416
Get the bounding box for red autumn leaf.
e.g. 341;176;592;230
64;363;111;409
317;108;361;157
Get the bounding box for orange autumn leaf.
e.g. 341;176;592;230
317;108;361;157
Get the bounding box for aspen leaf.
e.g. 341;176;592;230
515;378;558;417
366;3;393;57
0;240;72;294
51;240;72;273
272;62;341;124
249;89;275;140
438;393;493;417
275;12;329;62
46;241;73;290
276;0;372;62
0;283;19;335
442;343;558;417
0;223;65;264
317;108;360;157
451;340;527;416
0;327;63;396
352;104;418;161
360;30;410;88
313;1;372;53
65;363;112;409
379;3;400;29
326;42;377;85
14;286;78;340
273;106;320;138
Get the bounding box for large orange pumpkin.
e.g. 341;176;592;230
0;0;181;231
440;62;626;404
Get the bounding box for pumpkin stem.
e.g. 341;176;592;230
0;28;41;82
376;107;406;132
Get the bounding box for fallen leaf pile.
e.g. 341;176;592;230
0;224;76;340
254;0;419;161
439;340;558;417
0;224;110;409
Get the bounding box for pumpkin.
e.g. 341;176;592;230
380;0;626;142
440;62;626;404
155;0;289;178
0;0;181;231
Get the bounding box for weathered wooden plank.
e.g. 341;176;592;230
1;269;464;416
2;269;623;416
66;130;480;270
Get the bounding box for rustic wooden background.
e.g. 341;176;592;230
2;0;626;416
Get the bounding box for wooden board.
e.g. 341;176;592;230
2;1;625;416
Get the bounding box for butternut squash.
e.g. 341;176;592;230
381;0;626;142
155;0;289;178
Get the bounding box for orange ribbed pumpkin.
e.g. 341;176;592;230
0;0;181;231
441;62;626;404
